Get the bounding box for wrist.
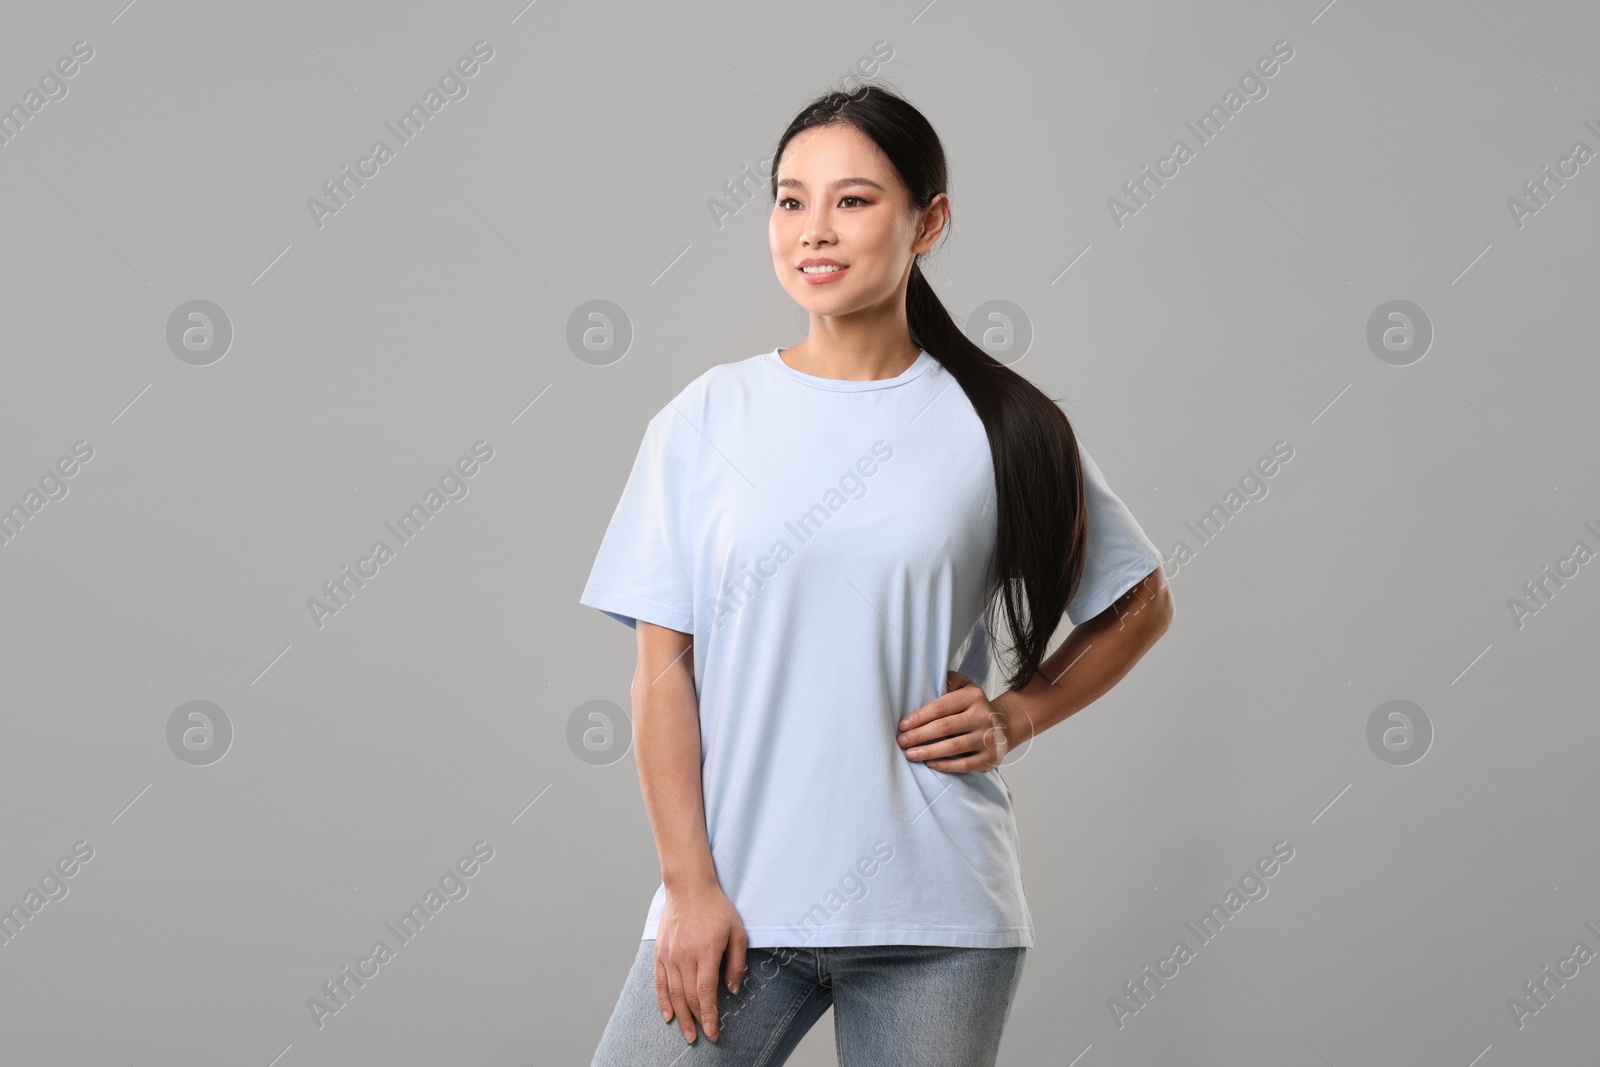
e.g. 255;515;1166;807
992;690;1036;747
663;864;721;897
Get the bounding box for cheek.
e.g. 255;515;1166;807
847;226;896;268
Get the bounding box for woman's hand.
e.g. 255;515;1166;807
897;670;1021;772
652;881;748;1045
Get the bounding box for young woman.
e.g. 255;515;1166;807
581;84;1174;1066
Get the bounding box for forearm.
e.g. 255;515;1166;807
993;568;1173;745
631;635;720;894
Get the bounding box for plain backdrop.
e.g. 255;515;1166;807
1;0;1597;1064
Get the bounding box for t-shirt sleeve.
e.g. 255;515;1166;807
1064;439;1164;625
578;405;696;634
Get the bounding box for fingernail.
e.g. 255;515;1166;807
662;1008;671;1020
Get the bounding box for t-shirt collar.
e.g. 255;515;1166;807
763;347;936;392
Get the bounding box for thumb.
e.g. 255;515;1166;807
947;670;972;691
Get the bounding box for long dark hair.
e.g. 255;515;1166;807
769;84;1088;694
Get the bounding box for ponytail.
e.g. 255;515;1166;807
906;264;1086;691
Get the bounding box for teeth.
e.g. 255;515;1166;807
801;265;845;273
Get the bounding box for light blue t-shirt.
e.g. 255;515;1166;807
580;346;1164;949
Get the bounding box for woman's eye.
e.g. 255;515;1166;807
776;195;868;210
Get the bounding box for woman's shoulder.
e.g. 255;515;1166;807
642;348;772;437
650;348;773;414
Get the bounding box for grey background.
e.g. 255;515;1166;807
2;0;1597;1064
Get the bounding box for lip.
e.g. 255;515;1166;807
797;260;849;285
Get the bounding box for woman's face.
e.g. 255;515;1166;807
768;123;935;318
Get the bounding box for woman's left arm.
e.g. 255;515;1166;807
898;566;1174;770
994;565;1174;748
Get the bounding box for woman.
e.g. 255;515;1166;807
581;84;1174;1066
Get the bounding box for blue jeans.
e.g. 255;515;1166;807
591;939;1026;1066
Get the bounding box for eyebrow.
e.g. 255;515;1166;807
774;177;886;193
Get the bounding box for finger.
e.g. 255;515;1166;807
682;962;705;1043
898;688;966;732
654;955;673;1022
724;930;748;995
901;705;987;749
905;730;984;762
927;750;984;771
666;963;697;1043
697;952;721;1042
900;709;957;745
900;683;983;735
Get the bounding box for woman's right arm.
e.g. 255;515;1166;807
632;620;747;1045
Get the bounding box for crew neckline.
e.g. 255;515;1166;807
764;347;936;391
